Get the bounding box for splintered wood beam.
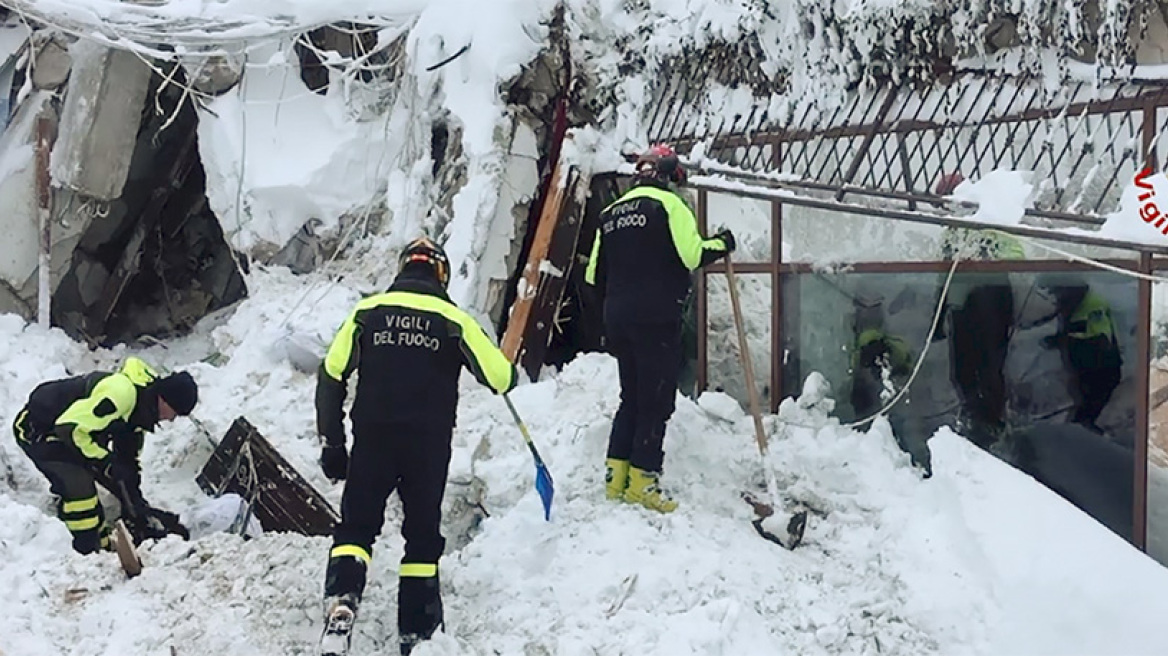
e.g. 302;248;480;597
515;168;587;381
502;156;569;363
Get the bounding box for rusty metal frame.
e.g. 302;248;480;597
1138;252;1153;547
629;60;1168;552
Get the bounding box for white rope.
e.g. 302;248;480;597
838;254;961;429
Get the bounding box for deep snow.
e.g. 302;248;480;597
3;0;1168;654
5;272;1168;655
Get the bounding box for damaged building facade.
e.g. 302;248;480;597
0;18;247;346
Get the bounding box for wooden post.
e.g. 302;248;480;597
34;115;54;328
501;156;569;363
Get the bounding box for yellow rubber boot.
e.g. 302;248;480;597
605;458;630;500
623;467;678;513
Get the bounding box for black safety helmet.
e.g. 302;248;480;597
635;143;685;185
399;236;451;288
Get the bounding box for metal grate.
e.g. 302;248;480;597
645;58;1168;226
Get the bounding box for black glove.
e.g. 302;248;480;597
321;444;349;482
145;507;190;540
1041;334;1061;350
100;458;147;513
714;229;736;253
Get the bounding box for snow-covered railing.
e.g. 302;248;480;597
648;66;1168;228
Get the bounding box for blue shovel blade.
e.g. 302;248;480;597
534;463;554;521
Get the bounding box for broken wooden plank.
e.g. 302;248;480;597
514;168;589;380
502;156;569;363
196;417;339;536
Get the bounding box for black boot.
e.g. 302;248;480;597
399;573;443;655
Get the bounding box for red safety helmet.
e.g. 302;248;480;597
399;236;450;288
635;143;686;185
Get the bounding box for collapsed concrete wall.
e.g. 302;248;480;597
0;25;247;345
51;40;152;201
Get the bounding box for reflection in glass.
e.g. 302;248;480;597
782;269;1138;542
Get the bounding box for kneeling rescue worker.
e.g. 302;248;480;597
315;236;517;656
585;144;734;513
12;357;197;553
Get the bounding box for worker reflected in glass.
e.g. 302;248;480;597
1028;275;1123;434
936;228;1024;450
933;173;1026;450
848;287;932;476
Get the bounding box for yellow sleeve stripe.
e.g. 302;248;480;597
323;309;361;381
379;292;516;395
400;563;438;578
584;229;601;286
330;544;372;565
55;374;136;461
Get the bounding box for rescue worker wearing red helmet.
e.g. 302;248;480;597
314;236;517;655
584;144;734;513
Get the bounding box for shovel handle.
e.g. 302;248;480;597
724;256;769;459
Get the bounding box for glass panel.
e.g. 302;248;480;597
705;192;772;263
783;269;1138;541
782;204;945;264
704;273;772;410
782;205;1140;264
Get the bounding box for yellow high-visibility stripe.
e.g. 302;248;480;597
323;310;361;381
584;230;601;286
330;544;372;565
13;409;28;443
400;563;438;578
65;516;101;531
62;496;99;513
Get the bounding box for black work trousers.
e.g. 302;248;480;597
324;420;451;646
605;318;683;473
950;284;1014;442
13;408;108;554
1067;337;1122;427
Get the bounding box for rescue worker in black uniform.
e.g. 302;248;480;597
11;357;196;554
315;237;517;656
584;144;734;513
1033;278;1123;433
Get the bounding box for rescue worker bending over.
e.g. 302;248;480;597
315;237;517;656
585;143;733;513
1033;278;1122;434
12;357;197;554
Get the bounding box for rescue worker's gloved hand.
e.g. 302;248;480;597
713;229;736;253
1041;334;1062;350
321;443;349;482
145;507;190;540
126;512;169;544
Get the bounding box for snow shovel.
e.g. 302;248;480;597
724;255;807;549
503;394;555;521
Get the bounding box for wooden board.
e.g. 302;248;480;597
196;416;339;536
112;519;142;578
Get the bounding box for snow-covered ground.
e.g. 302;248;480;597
5;272;1168;655
5;0;1168;654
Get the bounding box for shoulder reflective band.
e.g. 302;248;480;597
400;563;438;578
330;544;372;565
